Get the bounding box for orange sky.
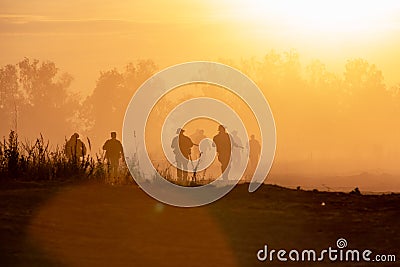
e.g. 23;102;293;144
2;1;400;191
1;0;400;94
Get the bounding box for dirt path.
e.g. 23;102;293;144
0;182;399;266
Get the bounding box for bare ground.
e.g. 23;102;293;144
0;180;399;266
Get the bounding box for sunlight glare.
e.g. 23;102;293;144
219;0;400;36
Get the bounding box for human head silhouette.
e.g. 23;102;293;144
218;125;226;133
111;132;117;139
176;128;185;134
251;134;255;140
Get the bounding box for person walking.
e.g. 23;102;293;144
212;125;232;181
247;134;261;181
65;133;86;162
171;128;194;183
103;131;124;179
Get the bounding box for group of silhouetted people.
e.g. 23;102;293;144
171;124;261;183
65;126;261;183
65;131;124;179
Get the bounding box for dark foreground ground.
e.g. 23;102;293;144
0;180;399;267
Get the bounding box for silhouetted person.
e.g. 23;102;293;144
190;129;211;158
247;134;261;180
65;133;86;162
171;128;194;182
103;131;124;179
213;125;232;180
231;130;243;167
350;187;361;195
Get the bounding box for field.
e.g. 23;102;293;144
0;180;399;267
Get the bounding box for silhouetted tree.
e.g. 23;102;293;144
0;64;19;132
343;58;390;116
82;60;158;149
0;58;79;143
344;59;385;93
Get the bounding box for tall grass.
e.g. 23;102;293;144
0;130;211;186
0;130;121;182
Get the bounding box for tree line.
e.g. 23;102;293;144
1;51;399;174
